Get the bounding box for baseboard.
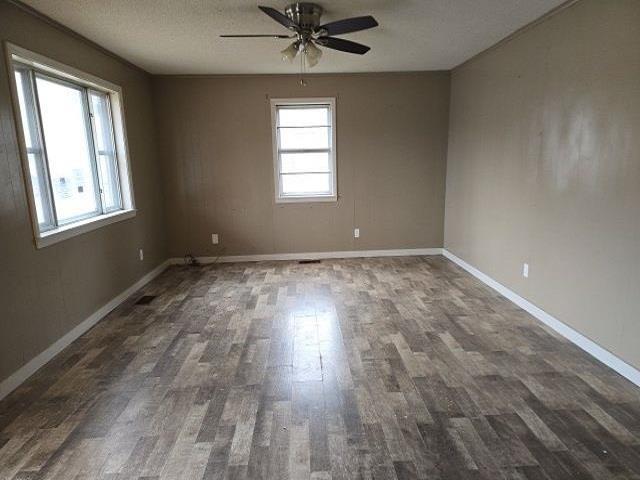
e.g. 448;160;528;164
0;259;172;401
169;248;443;265
442;249;640;387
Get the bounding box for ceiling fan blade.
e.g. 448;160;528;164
318;16;378;36
258;6;298;31
316;37;370;55
220;34;293;38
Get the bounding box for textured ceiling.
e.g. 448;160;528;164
21;0;566;74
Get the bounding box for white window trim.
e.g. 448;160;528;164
4;42;136;248
270;97;337;203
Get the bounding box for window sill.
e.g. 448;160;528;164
276;195;338;204
36;209;136;249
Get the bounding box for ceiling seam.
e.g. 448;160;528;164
452;0;582;71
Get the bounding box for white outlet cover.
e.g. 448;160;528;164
354;228;360;238
212;233;219;245
139;249;144;261
523;263;529;278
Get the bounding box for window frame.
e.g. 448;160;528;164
270;97;337;203
5;43;136;248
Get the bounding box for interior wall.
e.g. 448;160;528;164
0;1;167;383
445;0;640;368
153;72;450;257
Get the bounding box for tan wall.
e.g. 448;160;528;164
0;1;167;382
444;0;640;368
153;72;450;257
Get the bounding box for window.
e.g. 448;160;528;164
7;44;135;248
271;98;336;202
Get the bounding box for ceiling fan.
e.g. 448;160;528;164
221;3;378;68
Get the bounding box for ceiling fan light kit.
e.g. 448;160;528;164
221;2;378;70
304;41;322;67
280;41;300;62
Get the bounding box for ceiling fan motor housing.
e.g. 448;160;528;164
285;3;323;32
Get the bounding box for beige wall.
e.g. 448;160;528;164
0;1;167;382
445;0;640;368
153;72;450;257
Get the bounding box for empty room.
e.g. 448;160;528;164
1;0;639;478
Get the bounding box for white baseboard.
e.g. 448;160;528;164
0;259;172;401
442;249;640;387
169;248;443;265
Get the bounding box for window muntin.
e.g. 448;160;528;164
11;57;129;239
272;99;336;202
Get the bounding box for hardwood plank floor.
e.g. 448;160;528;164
1;256;639;479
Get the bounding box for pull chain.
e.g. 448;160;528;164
299;47;307;86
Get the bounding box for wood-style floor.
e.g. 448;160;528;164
1;256;639;479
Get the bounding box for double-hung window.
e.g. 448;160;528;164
271;98;337;202
7;44;135;248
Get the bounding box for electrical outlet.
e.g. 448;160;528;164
212;233;219;245
354;228;360;238
139;248;144;261
523;263;529;278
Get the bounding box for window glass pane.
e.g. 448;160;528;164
36;75;99;223
279;126;330;150
280;152;330;173
281;173;331;196
27;153;48;226
89;92;114;153
90;91;121;211
97;154;120;211
15;71;34;148
15;70;52;228
278;106;329;127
